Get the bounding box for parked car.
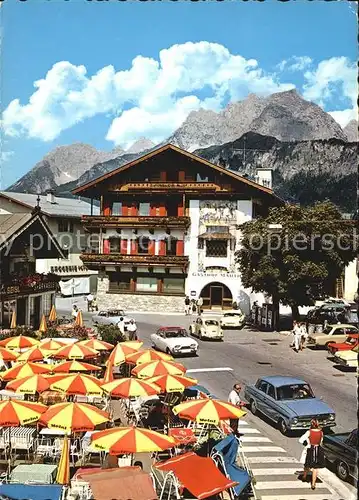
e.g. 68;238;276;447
244;376;336;435
322;428;358;482
307;303;349;325
220;310;246;329
333;345;359;368
327;333;359;355
307;324;358;348
189;316;223;340
150;327;198;357
92;309;131;328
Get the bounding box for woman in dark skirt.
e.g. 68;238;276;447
299;419;325;490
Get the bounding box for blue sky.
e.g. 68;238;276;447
1;0;357;188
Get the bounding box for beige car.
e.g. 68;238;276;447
189;316;223;340
307;324;358;348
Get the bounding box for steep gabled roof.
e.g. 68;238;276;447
72;144;282;202
0;191;98;218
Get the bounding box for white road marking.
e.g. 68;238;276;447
241;446;286;453
260;496;334;500
239;436;272;442
248;456;300;463
235;427;260;434
256;480;328;490
186;367;234;373
251;468;301;475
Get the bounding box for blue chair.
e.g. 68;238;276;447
211;434;252;498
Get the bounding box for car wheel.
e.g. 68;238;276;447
336;460;349;482
250;399;257;415
278;418;288;435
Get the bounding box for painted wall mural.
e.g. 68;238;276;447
199;200;237;224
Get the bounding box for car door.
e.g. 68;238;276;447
151;330;160;349
265;383;279;421
254;380;269;415
156;331;167;352
96;311;106;325
345;430;358;477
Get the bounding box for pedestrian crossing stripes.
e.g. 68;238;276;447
235;422;337;498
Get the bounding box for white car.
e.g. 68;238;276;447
220;310;246;329
92;309;131;328
189;316;223;340
150;327;198;357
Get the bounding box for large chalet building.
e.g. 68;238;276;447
73;144;282;313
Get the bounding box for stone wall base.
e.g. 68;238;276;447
96;276;185;312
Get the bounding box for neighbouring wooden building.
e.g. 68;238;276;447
0;206;65;329
73;144;282;313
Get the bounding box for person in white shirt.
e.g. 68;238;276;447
300;322;308;349
117;317;126;337
292;321;302;352
127;319;137;341
71;305;78;319
86;293;94;311
228;383;243;436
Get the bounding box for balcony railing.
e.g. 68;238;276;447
80;253;189;268
82;215;190;228
0;273;60;298
112;182;229;192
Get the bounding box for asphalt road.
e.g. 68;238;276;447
57;305;357;498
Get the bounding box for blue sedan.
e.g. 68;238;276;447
244;376;336;435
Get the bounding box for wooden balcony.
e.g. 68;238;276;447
82;215;190;229
110;182;231;193
80;253;189;269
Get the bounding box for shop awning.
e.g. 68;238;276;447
198;232;235;240
155;451;238;499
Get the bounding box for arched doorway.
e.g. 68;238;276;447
200;282;233;309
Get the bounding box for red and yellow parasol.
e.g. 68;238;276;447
49;373;103;396
146;374;198;393
102;378;160;398
39;339;65;351
51;360;101;373
0;399;47;427
173;399;246;425
48;305;57;323
17;346;52;363
74;311;84;327
38;315;47;334
132;360;186;379
0;362;52;381
78;339;114;351
0;335;38;350
0;347;18;363
55;435;70;485
40;402;109;433
52;343;98;360
90;426;175;455
126;349;173;365
108;341;143;366
6;374;50;395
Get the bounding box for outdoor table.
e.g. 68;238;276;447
39;391;67;405
10;464;58;484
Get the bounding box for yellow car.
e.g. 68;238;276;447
333;345;359;368
307;324;358;348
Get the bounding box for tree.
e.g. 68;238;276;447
236;201;357;328
97;324;126;344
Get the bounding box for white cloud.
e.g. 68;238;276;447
277;56;313;72
1;42;293;148
2;43;357;146
302;56;357;127
0;151;14;162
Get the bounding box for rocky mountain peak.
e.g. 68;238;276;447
126;138;155;154
343;120;358;142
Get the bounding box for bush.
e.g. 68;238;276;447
97;324;126;344
0;326;38;340
42;325;89;340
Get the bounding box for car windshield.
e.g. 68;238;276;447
346;336;357;344
323;327;332;335
205;320;219;326
164;330;187;338
224;313;242;317
277;384;314;400
108;310;125;316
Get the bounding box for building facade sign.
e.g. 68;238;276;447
192;272;241;279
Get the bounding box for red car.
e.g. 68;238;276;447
327;334;359;355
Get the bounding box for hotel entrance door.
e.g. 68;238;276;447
210;285;223;307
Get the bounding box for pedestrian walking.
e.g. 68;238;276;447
86;293;94;312
127;319;138;340
299;419;325;490
117;317;126;338
184;296;191;315
196;297;203;315
228;383;244;436
190;299;196;315
292;321;302;352
71;305;78;319
300;322;308;349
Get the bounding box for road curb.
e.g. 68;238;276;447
318;467;356;499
